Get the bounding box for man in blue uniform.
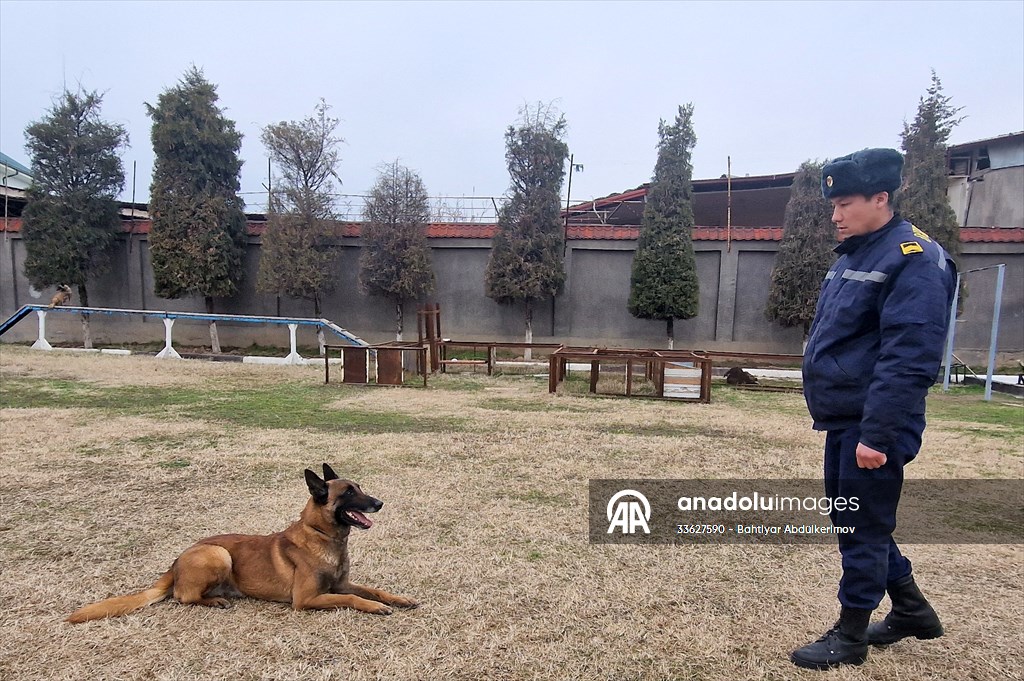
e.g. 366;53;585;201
790;148;956;671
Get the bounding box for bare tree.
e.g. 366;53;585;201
258;99;343;352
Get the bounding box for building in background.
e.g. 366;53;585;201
947;131;1024;228
1;152;33;222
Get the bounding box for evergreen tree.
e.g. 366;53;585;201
765;160;836;336
258;100;342;348
898;70;964;265
484;104;569;352
147;67;247;353
628;104;699;349
359;161;435;341
21;88;128;348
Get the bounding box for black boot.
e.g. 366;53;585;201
790;607;871;671
867;573;944;646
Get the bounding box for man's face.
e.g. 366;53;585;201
829;192;890;241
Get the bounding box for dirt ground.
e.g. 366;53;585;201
0;346;1021;681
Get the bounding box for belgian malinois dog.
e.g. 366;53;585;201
48;284;72;308
67;464;418;623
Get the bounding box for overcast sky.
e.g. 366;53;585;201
2;0;1022;216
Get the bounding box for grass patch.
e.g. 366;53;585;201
478;397;592;413
600;422;699;438
1;347;1021;681
711;383;808;414
928;385;1023;436
426;374;490;392
0;376;466;434
129;434;221;450
499;489;568;506
0;377;205;412
942;506;1024;540
157;458;192;469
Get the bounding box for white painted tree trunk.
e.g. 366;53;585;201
209;321;221;354
81;314;92;350
524;302;533;361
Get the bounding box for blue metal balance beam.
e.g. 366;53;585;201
0;305;368;347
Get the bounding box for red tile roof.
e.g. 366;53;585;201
693;227;785;241
960;227;1024;243
564;173;799;214
424;223;497;238
2;217;1020;244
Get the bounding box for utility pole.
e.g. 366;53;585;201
556;154;583;335
562;154;583;255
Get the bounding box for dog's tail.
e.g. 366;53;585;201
66;570;174;624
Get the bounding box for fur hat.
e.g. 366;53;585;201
821;148;904;199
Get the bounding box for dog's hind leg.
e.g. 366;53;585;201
172;544;234;608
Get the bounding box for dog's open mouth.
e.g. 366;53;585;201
344;510;374;530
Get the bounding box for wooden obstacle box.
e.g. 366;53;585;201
548;347;713;403
323;342;428;387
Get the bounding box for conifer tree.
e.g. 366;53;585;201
21;88;128;348
765;160;836;336
898;70;964;266
147;67;247;353
359;161;435;341
484;104;568;352
258;100;342;345
628;104;699;349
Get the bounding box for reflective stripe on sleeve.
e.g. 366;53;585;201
841;269;889;283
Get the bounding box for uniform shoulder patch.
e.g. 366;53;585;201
900;241;924;255
911;225;932;242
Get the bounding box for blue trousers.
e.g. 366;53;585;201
823;417;923;610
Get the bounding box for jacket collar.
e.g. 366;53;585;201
834;213;902;255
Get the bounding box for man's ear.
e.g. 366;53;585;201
304;469;329;505
322;463;339;481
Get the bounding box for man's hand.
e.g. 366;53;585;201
856;443;887;469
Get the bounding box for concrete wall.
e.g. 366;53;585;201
1;231;1020;363
964;166;1024;228
956;247;1024;362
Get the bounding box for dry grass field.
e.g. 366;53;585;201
0;345;1021;681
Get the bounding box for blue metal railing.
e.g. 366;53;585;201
0;304;368;347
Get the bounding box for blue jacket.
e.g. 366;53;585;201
802;214;957;452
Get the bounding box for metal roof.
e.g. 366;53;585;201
948;131;1024;153
0;152;32;177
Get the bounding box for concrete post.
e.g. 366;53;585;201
31;310;53;351
284;323;303;364
715;246;739;342
155;318;181;359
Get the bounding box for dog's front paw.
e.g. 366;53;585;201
367;603;393;616
390;595;419;609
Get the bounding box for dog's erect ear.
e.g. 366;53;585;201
304;469;329;505
322;463;339;481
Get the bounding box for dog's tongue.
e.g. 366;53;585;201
350;511;373;528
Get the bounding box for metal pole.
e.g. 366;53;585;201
983;264;1005;401
563;153;574;256
726;156;732;253
128;160;137;252
942;271;961;391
